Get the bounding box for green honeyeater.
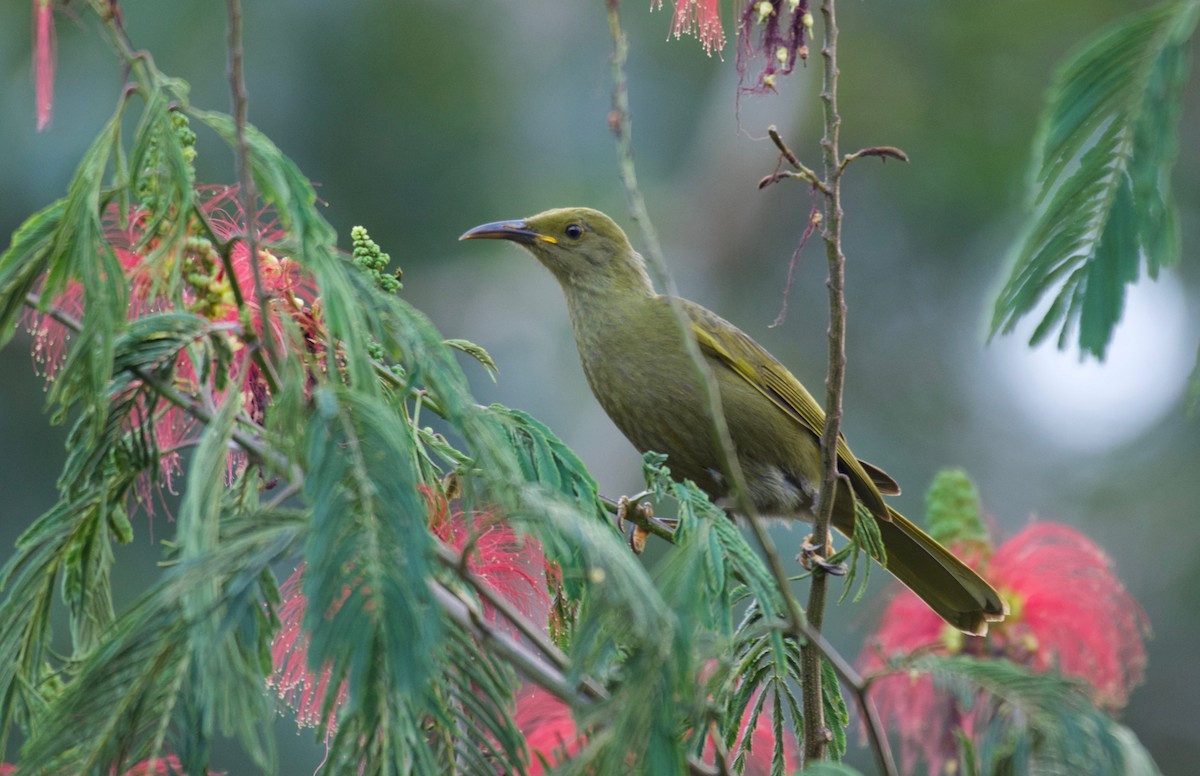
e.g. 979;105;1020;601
460;207;1006;635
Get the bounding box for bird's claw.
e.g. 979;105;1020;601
799;533;847;576
616;498;682;554
617;496;655;554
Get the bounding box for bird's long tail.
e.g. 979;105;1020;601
872;507;1007;636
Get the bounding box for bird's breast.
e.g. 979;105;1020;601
567;296;823;518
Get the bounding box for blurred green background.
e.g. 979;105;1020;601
2;0;1197;773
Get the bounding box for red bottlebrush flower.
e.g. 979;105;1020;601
662;0;727;56
33;0;55;130
269;490;552;732
423;487;552;632
266;564;347;733
859;521;1150;775
26;184;321;512
513;684;798;774
116;756;189;776
737;0;813;93
513;685;583;774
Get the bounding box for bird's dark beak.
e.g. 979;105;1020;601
459;219;558;245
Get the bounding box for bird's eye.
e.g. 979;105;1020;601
564;223;584;240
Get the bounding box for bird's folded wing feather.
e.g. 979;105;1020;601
681;299;890;519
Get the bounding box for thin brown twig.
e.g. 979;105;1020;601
430;582;596;708
604;5;894;772
798;0;848;762
768;126;830;194
225;0;277;369
839;145;910;176
605;0;809;645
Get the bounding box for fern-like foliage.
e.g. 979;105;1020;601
991;0;1198;359
640;454;826;773
921;655;1163;776
0;3;1169;774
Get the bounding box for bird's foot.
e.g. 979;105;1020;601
799;531;847;576
616;496;671;554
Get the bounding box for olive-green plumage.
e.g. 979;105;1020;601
461;207;1006;635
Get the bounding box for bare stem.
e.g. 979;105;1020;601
604;0;808;645
798;0;848;762
225;0;276;367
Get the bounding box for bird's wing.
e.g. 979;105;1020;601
858;459;901;496
680;299;891;519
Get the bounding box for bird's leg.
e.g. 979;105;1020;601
800;472;852;575
799;528;847;576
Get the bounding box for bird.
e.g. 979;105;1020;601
460;207;1006;635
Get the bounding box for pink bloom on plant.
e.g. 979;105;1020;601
27;185;320;512
514;685;583;774
859;521;1150;776
267;564;347;733
1;757;191;776
115;756;189;775
269;490;551;732
423;487;551;632
33;0;56;130
662;0;726;56
514;682;797;774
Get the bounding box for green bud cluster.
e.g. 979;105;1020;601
172;112;198;179
136;111;198;208
183;235;234;319
351;225;402;294
924;468;990;549
350;225;407;371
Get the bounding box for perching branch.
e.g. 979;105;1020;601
755;1;900;771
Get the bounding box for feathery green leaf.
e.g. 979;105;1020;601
912;655;1162;775
0;198;66;348
992;0;1198;358
302;385;442;745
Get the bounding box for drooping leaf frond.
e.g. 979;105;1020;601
301;385;442;742
0;198;66;346
919;655;1161;775
992;0;1198;358
15;506;302;775
640;453;809;771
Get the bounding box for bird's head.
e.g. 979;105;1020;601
460;207;653;297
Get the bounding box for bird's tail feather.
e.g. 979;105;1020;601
873;507;1007;636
